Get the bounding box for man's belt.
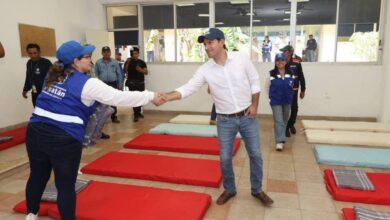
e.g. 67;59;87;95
219;108;249;117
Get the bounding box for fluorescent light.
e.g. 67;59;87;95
215;22;224;25
253;19;261;22
230;0;249;4
177;3;195;7
198;14;209;17
283;18;290;21
284;10;302;15
246;12;254;16
288;0;309;2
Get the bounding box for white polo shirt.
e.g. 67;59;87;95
176;52;261;114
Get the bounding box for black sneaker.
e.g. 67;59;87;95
290;125;296;134
112;118;120;123
133;116;139;122
101;132;110;139
138;113;144;118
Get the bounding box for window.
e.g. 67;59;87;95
295;0;337;62
336;0;381;62
176;2;209;62
252;0;291;62
114;31;138;60
215;1;251;54
106;6;138;30
143;5;175;62
107;0;383;64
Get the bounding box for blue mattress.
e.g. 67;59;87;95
314;145;390;169
149;123;241;138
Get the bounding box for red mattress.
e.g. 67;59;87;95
81;152;222;188
342;208;355;220
124;133;240;155
324;169;390;205
0;126;26;151
14;181;211;220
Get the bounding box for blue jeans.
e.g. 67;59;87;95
271;104;291;143
217;114;263;194
262;52;271;62
306;49;315;62
26;122;82;220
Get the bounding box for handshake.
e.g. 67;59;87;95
151;92;170;106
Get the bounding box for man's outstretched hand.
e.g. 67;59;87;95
152;92;168;106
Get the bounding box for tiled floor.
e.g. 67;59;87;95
1;109;390;220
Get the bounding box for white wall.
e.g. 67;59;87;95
0;0;106;128
143;62;383;118
380;0;390;122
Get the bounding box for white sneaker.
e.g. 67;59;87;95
276;143;284;151
26;213;38;220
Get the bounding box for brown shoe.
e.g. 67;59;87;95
216;191;236;205
252;191;273;206
209;120;217;125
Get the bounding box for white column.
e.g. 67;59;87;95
209;0;215;28
290;0;297;48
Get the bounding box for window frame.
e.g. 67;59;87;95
104;0;386;64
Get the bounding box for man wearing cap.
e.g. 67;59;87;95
280;45;306;137
163;28;273;206
95;46;123;123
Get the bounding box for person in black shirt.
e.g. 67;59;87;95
22;44;52;107
124;47;148;122
280;45;306;137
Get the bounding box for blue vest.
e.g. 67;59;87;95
30;71;96;143
262;41;271;53
269;69;294;106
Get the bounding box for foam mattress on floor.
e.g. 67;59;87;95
302;120;390;133
314;145;390;169
0;126;27;151
124;133;240;155
14;181;212;220
324;169;390;205
149;123;241;138
305;129;390;148
341;208;355;220
169;114;212;125
81;152;222;187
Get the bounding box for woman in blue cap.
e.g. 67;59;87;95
24;41;165;220
267;53;294;151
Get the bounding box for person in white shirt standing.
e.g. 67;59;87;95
163;28;273;206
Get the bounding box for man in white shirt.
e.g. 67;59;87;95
164;28;273;206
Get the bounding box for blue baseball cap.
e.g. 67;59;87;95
56;40;95;65
275;53;287;61
198;28;225;43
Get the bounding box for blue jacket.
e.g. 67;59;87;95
30;71;96;143
269;69;294;106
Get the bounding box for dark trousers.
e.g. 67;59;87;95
127;82;145;116
104;81;118;120
210;104;217;121
287;90;299;128
32;92;39;107
25;122;82;220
